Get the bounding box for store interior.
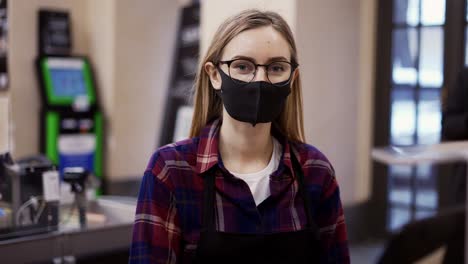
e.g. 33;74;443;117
0;0;467;263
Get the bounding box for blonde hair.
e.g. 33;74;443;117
189;9;305;143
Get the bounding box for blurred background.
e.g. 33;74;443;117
0;0;466;263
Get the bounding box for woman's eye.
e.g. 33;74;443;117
236;64;248;70
269;62;290;74
232;62;254;72
271;66;284;72
269;66;285;73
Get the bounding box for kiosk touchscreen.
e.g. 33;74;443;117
37;56;103;188
39;57;96;107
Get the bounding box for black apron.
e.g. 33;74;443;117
193;152;321;263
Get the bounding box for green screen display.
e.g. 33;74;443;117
40;57;96;106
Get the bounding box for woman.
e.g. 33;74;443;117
129;9;349;264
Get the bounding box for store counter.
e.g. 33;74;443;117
0;196;136;263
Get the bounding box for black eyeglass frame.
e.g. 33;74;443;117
217;59;299;87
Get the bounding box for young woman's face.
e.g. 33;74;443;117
206;25;294;89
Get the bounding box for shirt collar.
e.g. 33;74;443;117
195;118;222;174
195;118;296;178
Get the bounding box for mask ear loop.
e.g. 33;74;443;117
211;64;224;95
215;64;226;94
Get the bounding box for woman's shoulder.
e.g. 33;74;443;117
291;141;336;185
292;141;333;165
145;137;200;175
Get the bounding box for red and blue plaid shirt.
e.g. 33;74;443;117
129;119;350;263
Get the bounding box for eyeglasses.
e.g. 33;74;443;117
218;59;299;87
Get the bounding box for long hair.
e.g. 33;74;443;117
189;9;305;143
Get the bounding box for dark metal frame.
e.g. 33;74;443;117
371;0;393;237
437;0;467;208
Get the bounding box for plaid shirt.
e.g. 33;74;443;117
129;119;350;263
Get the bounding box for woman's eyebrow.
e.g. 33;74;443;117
230;55;290;63
267;56;289;62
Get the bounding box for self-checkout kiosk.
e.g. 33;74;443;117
36;56;103;183
36;9;103;192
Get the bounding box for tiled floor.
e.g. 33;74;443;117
349;240;385;264
349;240;447;264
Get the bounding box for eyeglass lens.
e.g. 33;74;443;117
228;59;293;85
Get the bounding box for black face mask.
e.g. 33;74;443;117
215;67;291;126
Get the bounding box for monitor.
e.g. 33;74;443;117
38;57;96;107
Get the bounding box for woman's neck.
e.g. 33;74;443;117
218;113;273;174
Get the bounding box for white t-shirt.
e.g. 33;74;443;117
230;137;282;206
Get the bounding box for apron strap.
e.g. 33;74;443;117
290;150;318;234
202;169;216;231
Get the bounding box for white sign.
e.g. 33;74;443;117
173;106;194;142
58;134;96;154
42;170;60;202
0;96;9;153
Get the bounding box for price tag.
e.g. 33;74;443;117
42;170;60;202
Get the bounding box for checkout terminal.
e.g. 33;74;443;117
37;55;103;184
